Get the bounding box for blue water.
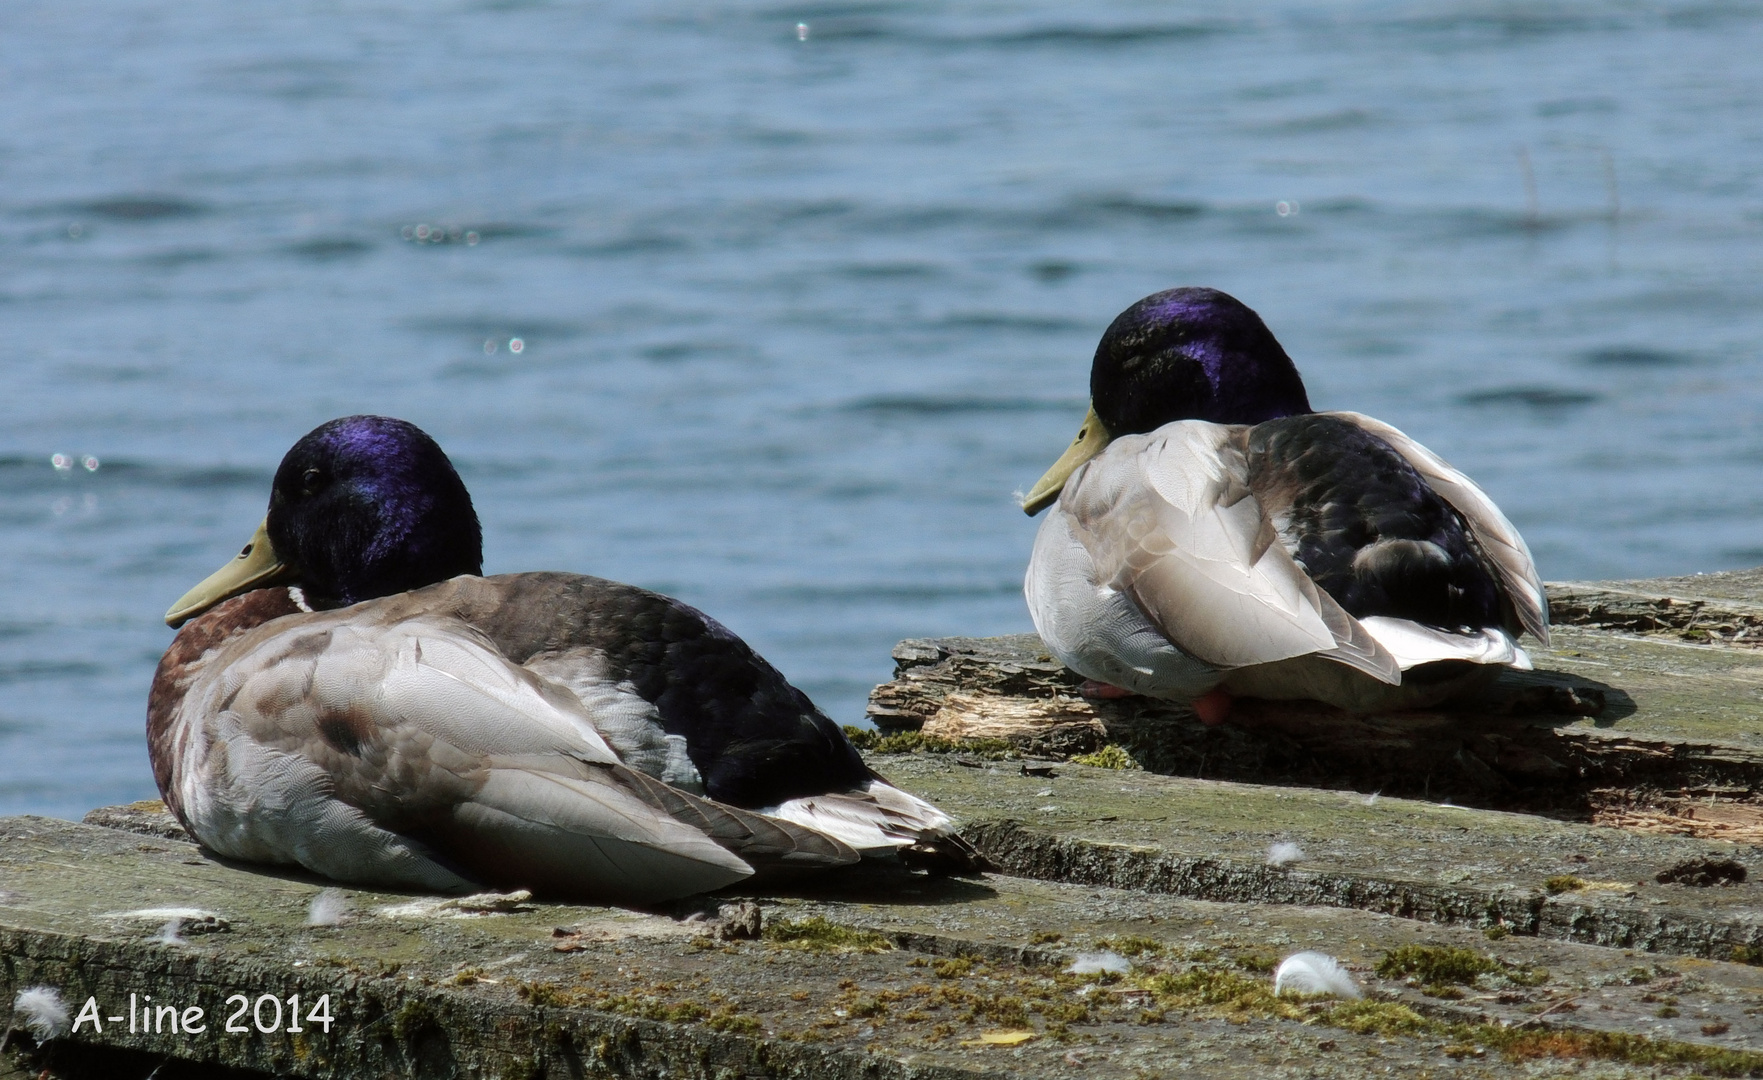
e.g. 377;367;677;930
3;0;1761;819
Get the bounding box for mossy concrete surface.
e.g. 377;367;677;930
871;755;1763;959
4;813;1763;1080
7;568;1763;1078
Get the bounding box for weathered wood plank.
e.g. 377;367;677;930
863;574;1763;837
1549;569;1763;637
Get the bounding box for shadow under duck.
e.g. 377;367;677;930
1021;288;1548;722
151;416;983;905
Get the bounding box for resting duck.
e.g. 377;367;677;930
1021;288;1548;721
151;415;981;905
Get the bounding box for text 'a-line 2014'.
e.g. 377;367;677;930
70;992;335;1036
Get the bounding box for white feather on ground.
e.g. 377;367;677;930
12;987;70;1041
1267;841;1305;866
1273;952;1362;998
155;919;186;946
1065;951;1131;975
101;906;224;921
306;889;352;926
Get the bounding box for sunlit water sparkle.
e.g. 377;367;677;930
2;0;1761;817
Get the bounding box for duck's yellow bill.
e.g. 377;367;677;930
164;518;297;628
1021;403;1112;516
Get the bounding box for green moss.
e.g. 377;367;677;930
391;1001;436;1042
841;726;1016;758
1375;945;1545;988
1098;954;1763;1078
503;1059;545;1080
763;916;892;953
1545;875;1588;894
1731;944;1763;966
595;994;706;1023
847;996;887;1019
1482;1026;1763;1074
1028;930;1064;945
1482;925;1509;941
1140;967;1302;1020
517;982;568;1007
1035;998;1090;1024
705;1006;762;1034
932;957;974;979
1231;950;1279;974
974;995;1028;1026
1377;945;1496;984
1070;745;1139;770
1095;935;1163;957
1327;1000;1430;1037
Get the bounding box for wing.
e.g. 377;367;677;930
1326;412;1549;644
445;573;877;811
181;612;780;903
1061;422;1399;682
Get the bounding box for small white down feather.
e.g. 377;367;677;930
307;888;353;927
1065;951;1132;975
1266;841;1305;866
1273;952;1362;999
12;986;70;1041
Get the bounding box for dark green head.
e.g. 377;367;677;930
167;415;482;625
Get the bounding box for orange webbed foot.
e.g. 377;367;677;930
1192;688;1234;726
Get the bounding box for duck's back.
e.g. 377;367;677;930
427;573;875;810
1243;413;1509;634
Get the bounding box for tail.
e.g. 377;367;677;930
761;778;995;876
594;762;861;874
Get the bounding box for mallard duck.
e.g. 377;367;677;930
152;415;980;905
1020;288;1548;721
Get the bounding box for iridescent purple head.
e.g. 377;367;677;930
1090;288;1312;435
267;415;482;607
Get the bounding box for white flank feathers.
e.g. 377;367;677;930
1357;617;1531;671
1273;952;1361;999
762;780;952;853
1267;841;1305;867
306;888;352;927
13;986;70;1040
1065;950;1131;975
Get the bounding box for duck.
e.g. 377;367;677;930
151;415;983;905
1020;288;1548;722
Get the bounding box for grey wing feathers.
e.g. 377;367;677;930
1327;412;1550;644
184;613;789;902
1064;423;1400;683
596;763;860;871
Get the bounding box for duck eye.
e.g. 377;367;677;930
301;468;324;496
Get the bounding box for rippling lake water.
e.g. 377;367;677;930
2;0;1761;818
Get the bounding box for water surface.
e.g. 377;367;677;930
3;0;1761;817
